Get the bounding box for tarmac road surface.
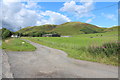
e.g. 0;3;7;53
0;49;2;80
2;39;118;78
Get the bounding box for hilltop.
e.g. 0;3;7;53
17;24;57;36
52;22;105;35
17;22;107;36
18;24;57;33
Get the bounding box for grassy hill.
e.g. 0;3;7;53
52;22;105;35
104;26;119;32
17;22;107;36
17;24;57;35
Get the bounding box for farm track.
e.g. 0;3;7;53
0;49;2;80
2;39;118;78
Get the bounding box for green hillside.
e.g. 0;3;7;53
17;24;57;36
17;22;106;36
16;25;57;37
17;22;119;36
52;22;105;35
104;26;119;32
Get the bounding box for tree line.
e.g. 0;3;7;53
0;28;60;39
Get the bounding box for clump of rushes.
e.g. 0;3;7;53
88;42;120;57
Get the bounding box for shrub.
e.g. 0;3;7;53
1;28;12;39
88;42;120;57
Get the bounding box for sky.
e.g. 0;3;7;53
1;0;119;31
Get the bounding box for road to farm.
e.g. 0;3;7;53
2;39;118;78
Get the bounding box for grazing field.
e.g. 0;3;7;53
24;31;119;66
2;38;36;51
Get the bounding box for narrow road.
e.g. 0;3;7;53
0;49;2;80
0;41;2;79
2;39;118;78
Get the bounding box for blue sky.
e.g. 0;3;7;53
2;1;119;31
37;2;118;27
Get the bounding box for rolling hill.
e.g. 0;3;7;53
104;26;119;32
17;24;57;34
52;22;105;35
17;22;106;36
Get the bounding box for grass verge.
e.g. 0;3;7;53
2;38;36;51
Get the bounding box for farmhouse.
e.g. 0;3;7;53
42;34;60;37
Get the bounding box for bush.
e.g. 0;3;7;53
88;42;120;57
1;28;12;39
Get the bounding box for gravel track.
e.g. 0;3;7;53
2;39;118;78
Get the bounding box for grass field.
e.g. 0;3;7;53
24;31;118;66
2;38;36;51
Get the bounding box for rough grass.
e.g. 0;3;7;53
2;38;36;51
23;32;118;66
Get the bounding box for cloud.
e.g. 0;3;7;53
3;0;16;2
2;2;24;31
101;13;117;21
15;9;41;28
25;2;41;10
37;11;71;25
1;1;70;31
60;0;94;18
86;16;95;23
2;2;40;31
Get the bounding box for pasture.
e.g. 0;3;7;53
24;31;119;66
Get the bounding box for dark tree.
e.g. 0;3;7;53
1;28;13;39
